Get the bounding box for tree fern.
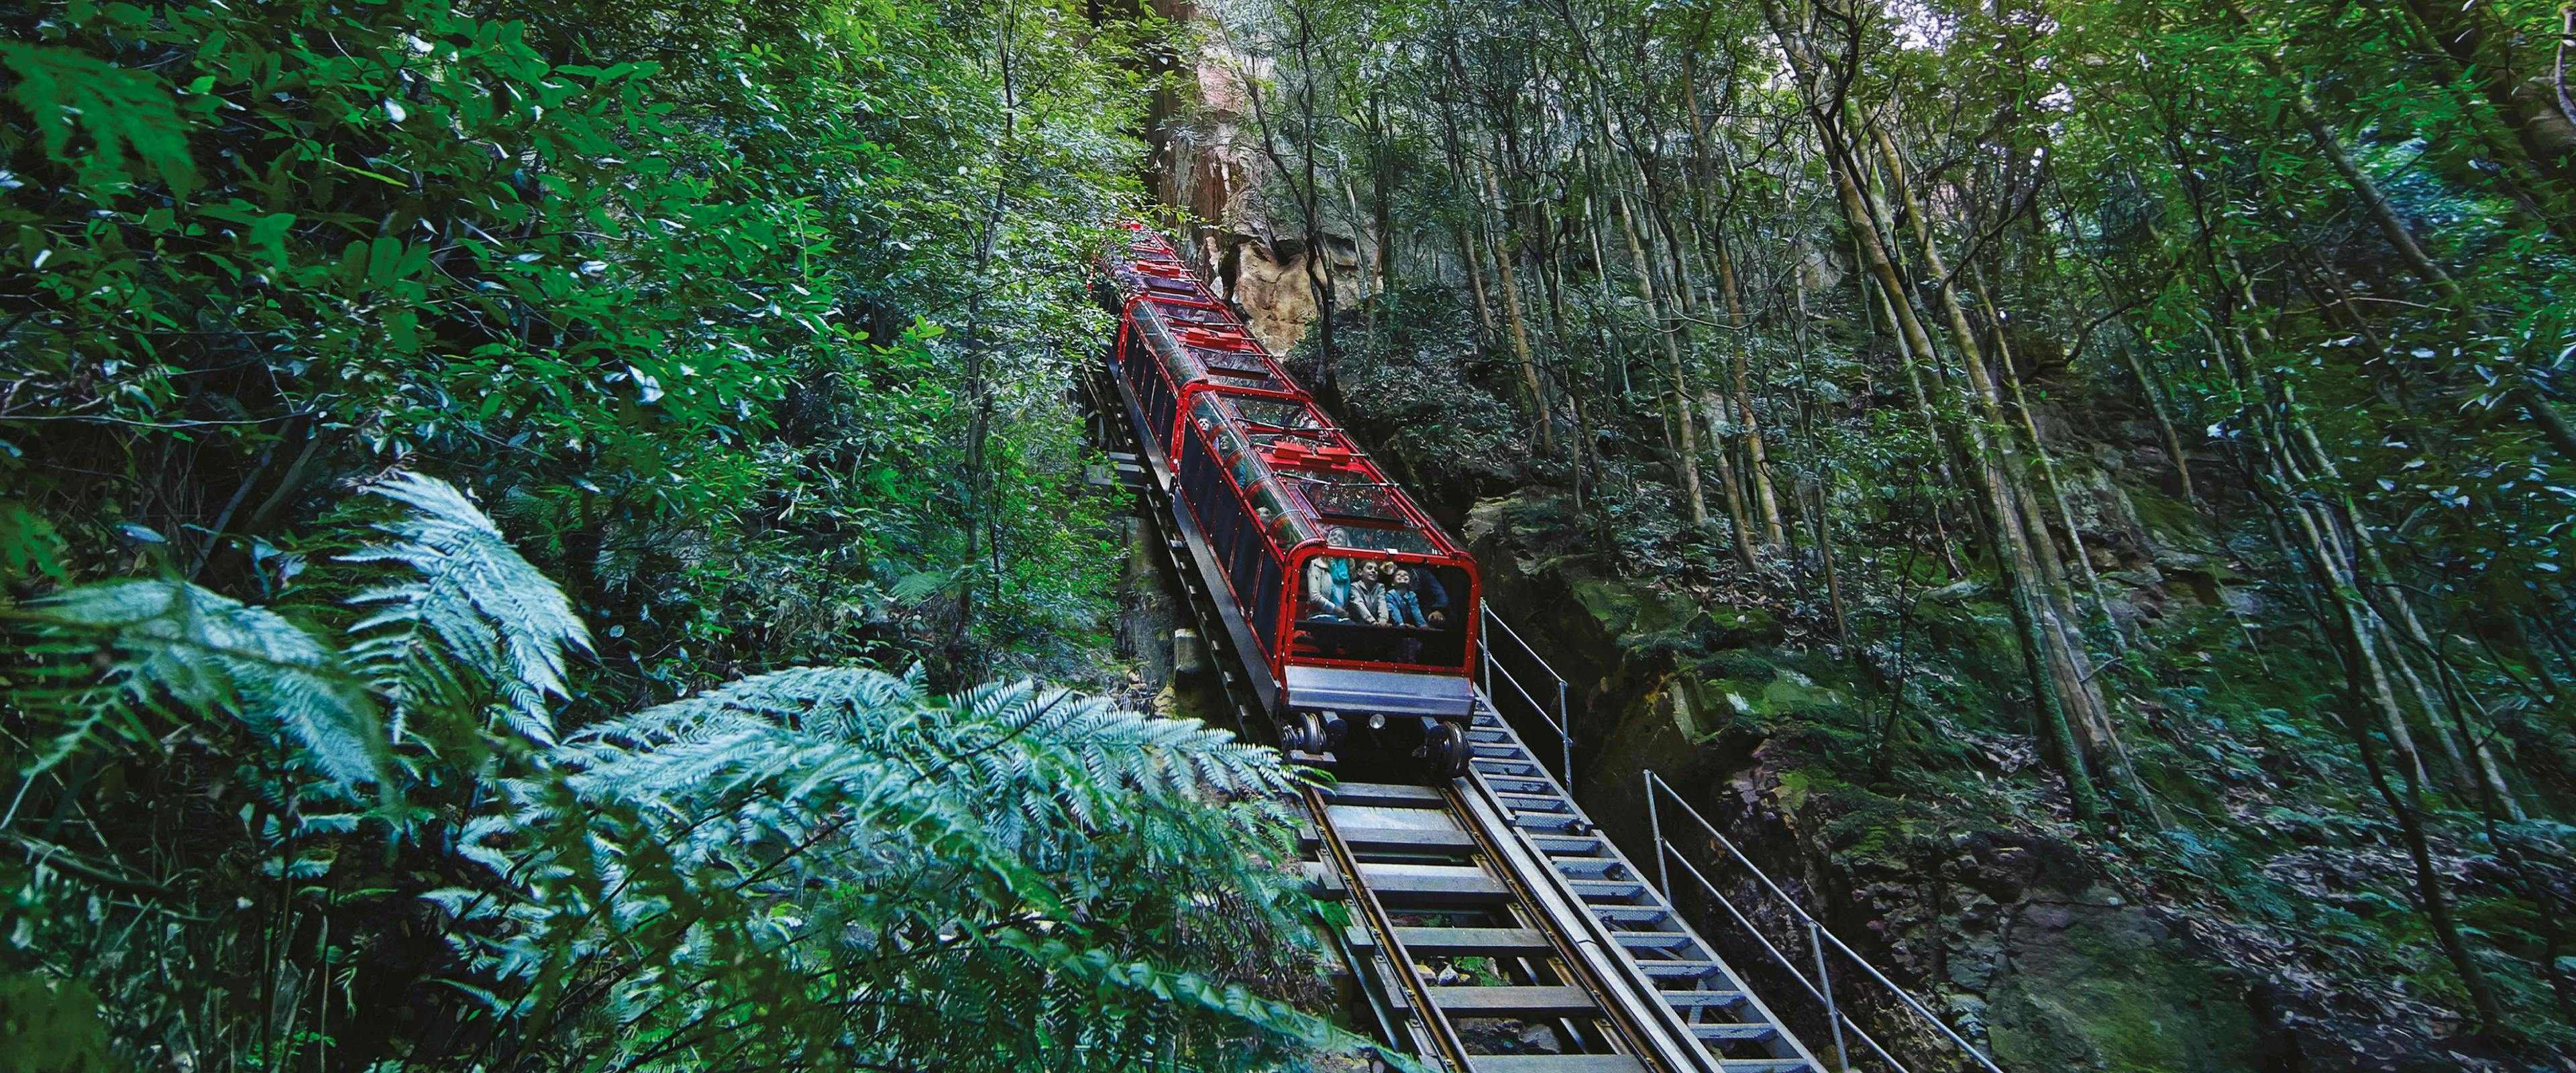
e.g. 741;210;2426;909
13;477;1353;1070
435;666;1345;1070
341;472;590;744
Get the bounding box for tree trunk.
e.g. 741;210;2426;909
1713;229;1788;549
1759;0;2102;819
1864;93;2123;768
2253;440;2506;1031
1612;181;1722;539
1479;158;1556;457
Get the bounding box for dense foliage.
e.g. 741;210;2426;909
0;0;1381;1069
0;0;1134;687
3;472;1345;1069
1207;0;2576;1062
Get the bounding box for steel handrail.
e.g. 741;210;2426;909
1646;770;2006;1073
1479;603;1576;789
1662;840;1909;1072
1481;598;1568;680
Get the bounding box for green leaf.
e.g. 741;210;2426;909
0;41;199;194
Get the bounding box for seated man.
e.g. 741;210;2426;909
1345;560;1389;625
1413;564;1451;626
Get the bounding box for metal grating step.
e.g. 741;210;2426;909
1690;1023;1782;1042
1510;811;1584;832
1661;990;1751;1009
1427;985;1599;1018
1466;1058;1648;1073
1570;879;1648;902
1392;926;1556;958
1552;856;1625;879
1530;834;1606;854
1497;792;1572;813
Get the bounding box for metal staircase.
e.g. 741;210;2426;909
1447;691;1819;1073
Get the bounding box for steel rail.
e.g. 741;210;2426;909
1304;782;1474;1070
1446;781;1705;1073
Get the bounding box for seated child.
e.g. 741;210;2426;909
1386;567;1430;627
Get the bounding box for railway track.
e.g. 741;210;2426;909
1079;359;1822;1073
1300;700;1821;1073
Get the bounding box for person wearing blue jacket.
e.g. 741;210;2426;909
1411;565;1450;626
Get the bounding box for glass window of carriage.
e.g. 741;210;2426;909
1322;524;1439;556
1192;398;1251;468
1291;469;1411;528
1237;402;1341;455
1250;484;1312;549
1144;318;1197;386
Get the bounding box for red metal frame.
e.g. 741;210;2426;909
1102;224;1484;695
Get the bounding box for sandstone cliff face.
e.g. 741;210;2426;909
1141;24;1360;357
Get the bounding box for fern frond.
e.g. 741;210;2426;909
341;472;589;744
28;578;383;787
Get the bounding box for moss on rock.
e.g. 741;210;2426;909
1988;902;2269;1072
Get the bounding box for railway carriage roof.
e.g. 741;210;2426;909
1109;223;1468;563
1187;389;1462;561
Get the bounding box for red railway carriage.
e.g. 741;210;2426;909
1100;224;1482;771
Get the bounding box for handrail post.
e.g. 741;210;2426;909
1646;771;1669;897
1556;678;1572;793
1483;622;1504;699
1812;919;1849;1072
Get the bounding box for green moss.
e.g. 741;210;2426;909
1988;905;2267;1073
1699;603;1780;646
1760;671;1845;712
1566;573;1646;636
1812;781;1949;863
1773;769;1815;813
2127;485;2219;555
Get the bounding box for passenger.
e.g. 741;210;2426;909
1414;565;1452;626
1347;561;1389;624
1301;556;1342;620
1386;567;1430;627
1328;555;1354;607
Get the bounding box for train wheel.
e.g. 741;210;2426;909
1281;712;1326;753
1424;722;1470;780
1320;711;1349;748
